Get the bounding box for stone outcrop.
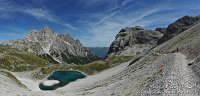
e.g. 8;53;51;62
155;28;166;34
107;26;162;57
157;15;200;45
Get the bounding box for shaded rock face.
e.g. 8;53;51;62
157;15;200;45
155;28;166;34
107;26;162;57
5;26;98;64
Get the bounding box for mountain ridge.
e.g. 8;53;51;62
157;15;200;44
4;26;98;64
107;26;162;57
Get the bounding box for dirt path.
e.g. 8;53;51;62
163;53;192;95
142;53;200;96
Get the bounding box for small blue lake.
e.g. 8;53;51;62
39;70;86;90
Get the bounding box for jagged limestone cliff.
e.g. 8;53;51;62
107;26;162;57
4;26;98;64
157;15;200;45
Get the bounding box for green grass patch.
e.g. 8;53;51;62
10;53;48;67
0;45;48;72
33;56;134;79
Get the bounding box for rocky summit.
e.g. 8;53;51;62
107;26;162;57
4;26;98;64
157;15;200;45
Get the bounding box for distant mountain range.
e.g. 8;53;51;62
4;26;98;64
88;47;109;58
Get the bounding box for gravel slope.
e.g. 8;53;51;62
0;73;28;96
12;71;41;91
142;53;200;96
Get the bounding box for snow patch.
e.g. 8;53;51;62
64;41;71;46
39;41;52;54
43;80;60;86
52;57;62;63
43;46;50;54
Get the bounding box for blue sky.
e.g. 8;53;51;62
0;0;200;47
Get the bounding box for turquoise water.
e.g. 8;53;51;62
39;71;86;90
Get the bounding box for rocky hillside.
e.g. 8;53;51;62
0;45;48;72
4;26;98;64
88;47;109;58
107;26;162;57
157;15;200;44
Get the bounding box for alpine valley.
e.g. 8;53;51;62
1;15;200;96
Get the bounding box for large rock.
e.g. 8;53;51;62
155;28;166;34
157;15;200;45
107;26;162;57
4;26;98;64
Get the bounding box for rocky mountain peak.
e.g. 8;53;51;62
41;26;54;34
107;26;162;57
155;28;166;34
58;34;74;44
75;39;81;46
4;26;98;64
131;26;144;30
157;15;200;45
119;26;144;33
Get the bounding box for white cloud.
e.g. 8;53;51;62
96;11;120;25
63;23;77;30
0;12;11;19
122;0;134;6
21;8;77;30
0;0;15;19
80;19;123;47
127;8;161;26
22;8;54;21
80;3;164;47
78;0;167;46
0;0;76;30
